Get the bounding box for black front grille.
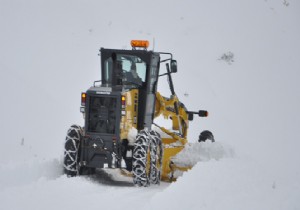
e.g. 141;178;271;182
88;96;117;134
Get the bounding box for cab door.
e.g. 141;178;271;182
143;54;160;129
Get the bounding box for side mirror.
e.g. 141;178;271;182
170;60;177;73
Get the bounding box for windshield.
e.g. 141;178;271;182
103;54;146;86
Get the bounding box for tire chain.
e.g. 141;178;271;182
132;129;162;187
63;125;83;176
149;130;163;185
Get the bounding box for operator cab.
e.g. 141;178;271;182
99;42;161;130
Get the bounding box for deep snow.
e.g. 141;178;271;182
0;142;235;210
1;0;300;209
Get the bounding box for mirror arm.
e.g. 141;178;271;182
158;52;173;62
159;72;170;77
160;58;171;63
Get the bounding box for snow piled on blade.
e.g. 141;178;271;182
171;141;235;167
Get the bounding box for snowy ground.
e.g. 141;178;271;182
1;0;300;209
1;141;298;210
0;142;236;210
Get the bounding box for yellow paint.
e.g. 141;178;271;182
154;92;192;181
120;89;139;140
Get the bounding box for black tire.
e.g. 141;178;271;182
132;130;151;186
132;129;162;187
63;125;83;177
198;130;215;142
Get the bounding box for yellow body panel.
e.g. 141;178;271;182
120;89;139;141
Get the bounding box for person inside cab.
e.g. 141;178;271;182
123;63;142;86
130;64;142;83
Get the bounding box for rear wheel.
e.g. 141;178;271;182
132;129;162;187
63;125;82;176
198;130;215;142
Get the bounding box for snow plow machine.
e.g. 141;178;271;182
64;40;214;186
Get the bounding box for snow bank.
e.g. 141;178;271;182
147;157;300;210
0;158;63;190
0;164;169;210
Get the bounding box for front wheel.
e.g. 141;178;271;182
63;125;82;176
132;129;162;187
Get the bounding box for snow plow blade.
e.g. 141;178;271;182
161;138;192;182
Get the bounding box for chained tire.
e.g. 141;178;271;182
63;125;83;177
132;129;162;187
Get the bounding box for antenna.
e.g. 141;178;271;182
152;37;155;51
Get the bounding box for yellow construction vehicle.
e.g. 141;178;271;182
63;40;214;186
